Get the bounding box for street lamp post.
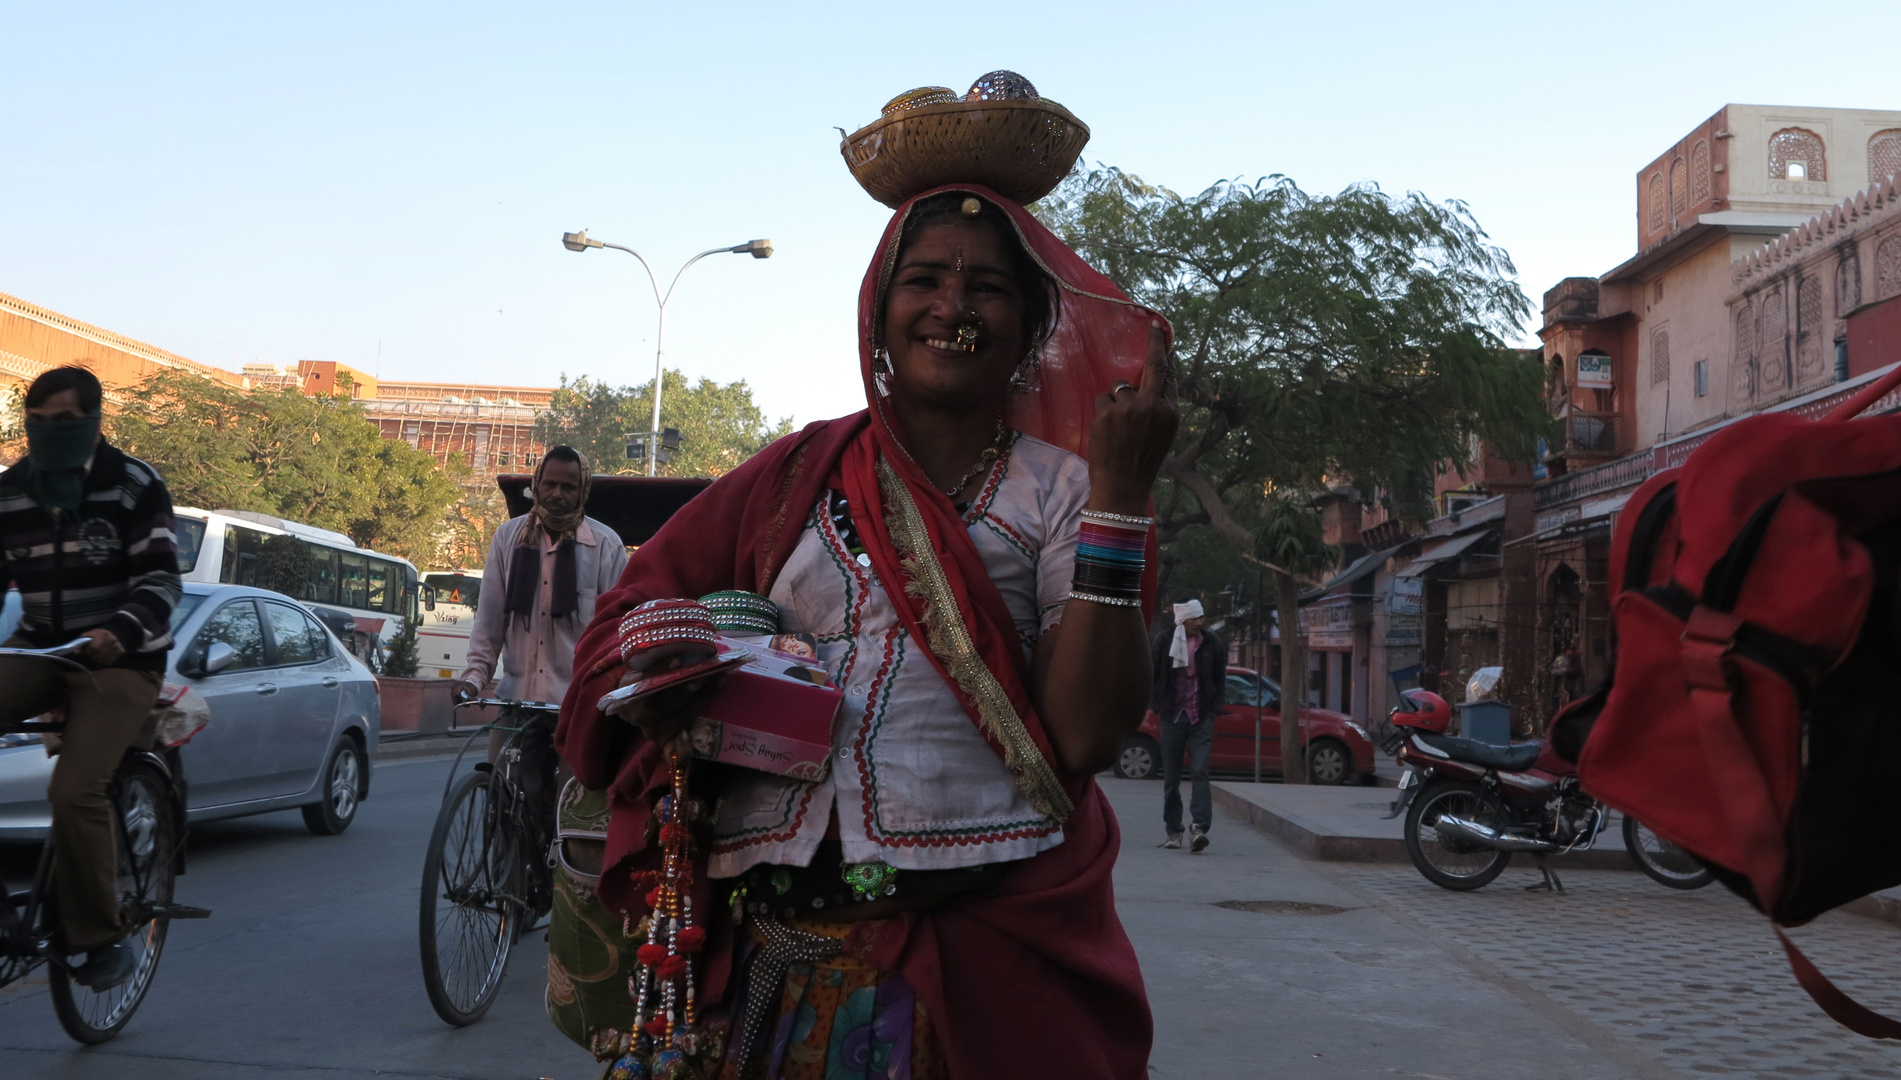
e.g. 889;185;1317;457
562;230;773;476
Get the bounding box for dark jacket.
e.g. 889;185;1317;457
1147;623;1227;721
0;440;181;671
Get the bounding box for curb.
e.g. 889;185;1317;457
1212;785;1639;871
1212;785;1411;863
375;730;480;763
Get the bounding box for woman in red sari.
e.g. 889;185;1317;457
558;183;1177;1080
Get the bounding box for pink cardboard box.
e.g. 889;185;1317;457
686;642;841;781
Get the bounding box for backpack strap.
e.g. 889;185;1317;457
1679;606;1787;910
1775;927;1901;1039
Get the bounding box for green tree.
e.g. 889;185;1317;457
0;384;21;463
382;615;422;677
110;369;461;567
1256;494;1338;783
440;480;509;571
535;370;793;478
1038;168;1551;780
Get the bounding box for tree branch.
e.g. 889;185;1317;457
1164;460;1254;553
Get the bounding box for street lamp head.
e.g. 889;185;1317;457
739;239;773;259
563;230;604;252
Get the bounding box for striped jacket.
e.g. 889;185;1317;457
0;440;182;671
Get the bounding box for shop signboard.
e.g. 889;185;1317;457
1300;598;1354;650
1385;613;1422;646
1577;352;1614;388
1389;577;1423;615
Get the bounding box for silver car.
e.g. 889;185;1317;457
0;582;381;840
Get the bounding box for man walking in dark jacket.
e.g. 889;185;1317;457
0;367;180;990
1149;599;1226;852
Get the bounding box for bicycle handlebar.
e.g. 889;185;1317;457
0;638;98;681
0;638;94;659
453;697;561;711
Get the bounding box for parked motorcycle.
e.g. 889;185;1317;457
1383;689;1713;893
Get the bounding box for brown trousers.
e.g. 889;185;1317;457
0;638;162;951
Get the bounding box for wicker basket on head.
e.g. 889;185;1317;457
840;97;1090;209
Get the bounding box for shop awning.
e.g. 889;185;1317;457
1314;543;1408;594
1395;528;1491;579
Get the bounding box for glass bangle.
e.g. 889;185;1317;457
1068;589;1143;607
1079;509;1154;527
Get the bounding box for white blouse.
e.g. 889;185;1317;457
706;433;1088;878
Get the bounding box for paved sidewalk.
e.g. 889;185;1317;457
1212;780;1633;868
1109;776;1901;1079
1106;778;1639;1079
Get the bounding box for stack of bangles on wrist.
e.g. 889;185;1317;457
617;598;719;661
1069;509;1153;608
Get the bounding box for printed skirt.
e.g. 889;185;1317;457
715;917;947;1080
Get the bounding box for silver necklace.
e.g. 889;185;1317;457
940;419;1007;498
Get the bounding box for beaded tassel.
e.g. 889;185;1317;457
613;753;707;1080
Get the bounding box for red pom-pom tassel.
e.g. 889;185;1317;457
659;822;686;844
637;943;668;967
644;1016;669;1036
675;925;707;952
656;954;688;980
645;887;665;910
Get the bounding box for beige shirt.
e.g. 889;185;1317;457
459;515;627;703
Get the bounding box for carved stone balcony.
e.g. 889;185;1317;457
1561;410;1621;457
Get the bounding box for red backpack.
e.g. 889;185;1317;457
1554;366;1901;1038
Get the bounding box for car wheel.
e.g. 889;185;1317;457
1113;735;1161;780
302;738;364;836
1306;738;1351;785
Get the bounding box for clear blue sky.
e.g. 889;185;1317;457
5;2;1898;426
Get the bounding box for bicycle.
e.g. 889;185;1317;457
0;639;209;1044
418;697;561;1027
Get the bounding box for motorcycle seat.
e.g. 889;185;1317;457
1416;733;1542;772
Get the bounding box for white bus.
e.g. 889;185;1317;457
418;570;482;680
172;508;419;668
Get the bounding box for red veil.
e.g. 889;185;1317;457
557;184;1163;1079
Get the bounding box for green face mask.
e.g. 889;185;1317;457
25;415;99;470
24;414;99;512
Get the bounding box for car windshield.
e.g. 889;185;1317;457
175;516;206;574
1225;671;1282;707
425;573;481;609
170;593;207;634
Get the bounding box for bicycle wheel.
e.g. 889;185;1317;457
420;769;520;1026
1624;815;1716;890
49;761;176;1045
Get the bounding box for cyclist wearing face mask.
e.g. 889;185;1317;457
0;366;181;991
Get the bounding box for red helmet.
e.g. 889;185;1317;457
1392;689;1452;734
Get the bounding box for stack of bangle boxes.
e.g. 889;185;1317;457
689;592;841;781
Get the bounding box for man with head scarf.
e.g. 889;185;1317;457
1148;598;1226;851
455;445;627;708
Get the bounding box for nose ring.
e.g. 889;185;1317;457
955;311;982;354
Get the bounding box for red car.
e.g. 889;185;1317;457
1113;667;1376;784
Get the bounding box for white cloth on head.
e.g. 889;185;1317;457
1169;600;1204;669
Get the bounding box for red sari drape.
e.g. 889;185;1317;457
556;185;1166;1079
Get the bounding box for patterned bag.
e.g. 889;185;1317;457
547;779;645;1061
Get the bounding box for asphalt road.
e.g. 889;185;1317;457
7;764;1900;1079
0;754;602;1080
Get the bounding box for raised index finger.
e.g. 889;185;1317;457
1137;318;1174;403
